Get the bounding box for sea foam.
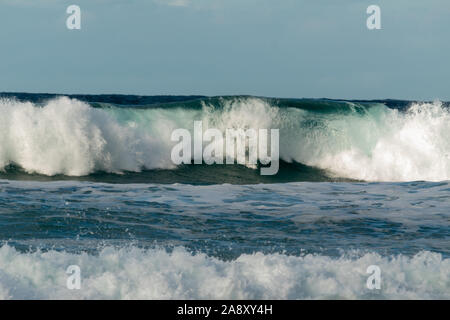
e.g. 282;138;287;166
0;245;448;299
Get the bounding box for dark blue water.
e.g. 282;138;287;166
1;180;449;258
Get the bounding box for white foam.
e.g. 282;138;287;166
0;97;449;181
0;97;180;175
305;102;450;181
0;245;448;299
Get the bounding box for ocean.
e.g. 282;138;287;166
0;93;448;299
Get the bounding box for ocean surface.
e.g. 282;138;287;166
0;93;448;299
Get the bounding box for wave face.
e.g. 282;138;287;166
0;244;448;300
0;96;449;182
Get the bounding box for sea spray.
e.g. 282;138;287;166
0;97;449;182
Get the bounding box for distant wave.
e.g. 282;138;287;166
0;244;448;299
0;96;449;182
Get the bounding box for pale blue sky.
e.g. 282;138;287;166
0;0;449;100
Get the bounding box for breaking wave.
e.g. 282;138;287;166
0;245;448;300
0;96;449;182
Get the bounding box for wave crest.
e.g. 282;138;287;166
0;97;449;181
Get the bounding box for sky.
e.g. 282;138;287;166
0;0;449;100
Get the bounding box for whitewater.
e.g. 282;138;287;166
0;96;449;182
0;245;448;300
